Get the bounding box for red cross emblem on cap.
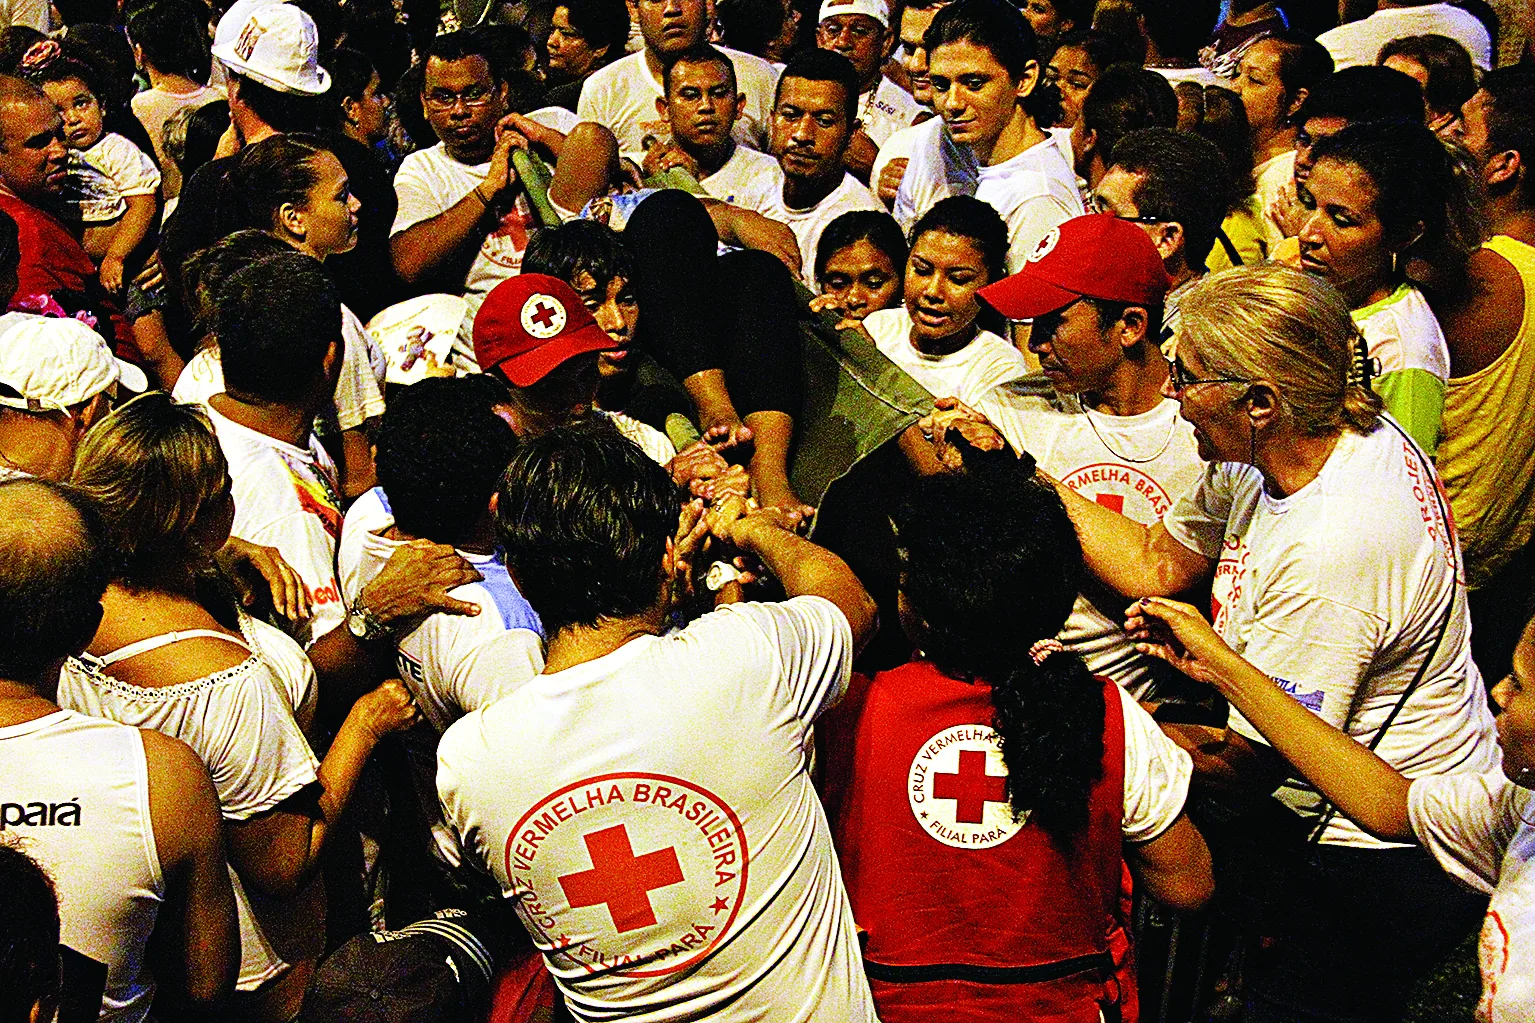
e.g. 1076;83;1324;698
521;294;567;339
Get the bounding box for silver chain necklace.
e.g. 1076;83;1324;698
1075;394;1178;465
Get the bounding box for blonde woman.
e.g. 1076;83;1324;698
932;263;1498;1022
58;392;419;1023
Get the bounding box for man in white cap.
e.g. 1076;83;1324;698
0;315;147;482
816;0;920;177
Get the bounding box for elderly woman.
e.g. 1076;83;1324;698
58;392;419;1023
941;263;1498;1022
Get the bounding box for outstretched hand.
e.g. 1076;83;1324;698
1124;597;1239;689
918;396;1010;471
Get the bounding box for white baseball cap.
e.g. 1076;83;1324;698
0;316;148;414
212;1;331;96
819;0;889;27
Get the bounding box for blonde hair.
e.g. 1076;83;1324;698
1178;264;1382;436
71;392;229;589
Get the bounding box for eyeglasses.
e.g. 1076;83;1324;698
424;85;494;110
1167;354;1247;392
1087;192;1165;225
818;19;881;41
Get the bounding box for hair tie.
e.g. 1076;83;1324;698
1028;638;1065;666
20;39;60;74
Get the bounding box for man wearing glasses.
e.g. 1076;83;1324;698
1086;126;1231;341
392;32;546;310
816;0;921;179
970;213;1203;700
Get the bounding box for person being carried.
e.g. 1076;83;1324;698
437;421;880;1021
25;45;160;296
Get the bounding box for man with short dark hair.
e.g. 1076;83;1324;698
743;48;884;283
975;213;1202;697
0;478;238;1021
437;423;879;1020
339;374;544;737
643;46;779;205
576;0;780;164
203;252;479;698
1091;126;1230;330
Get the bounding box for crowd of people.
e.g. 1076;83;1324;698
1;0;1534;1019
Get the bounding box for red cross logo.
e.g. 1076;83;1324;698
932;749;1009;824
1095;492;1124;513
530;301;559;330
558;824;685;933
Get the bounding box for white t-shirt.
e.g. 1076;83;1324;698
437;596;876;1022
858;76;922;148
174;304;386;434
1253;148;1296;252
338;486;545;735
1318;2;1492;70
698;143;781;208
73;132;161;223
577;48;781;163
1114;684;1196;841
392;142;540;314
1408;771;1535;1023
0;710;162;1022
205;404;347;646
1353;283;1451;454
864;306;1028;404
870;119;926;204
606;409;678;465
748;168;885;285
1163;422;1501;846
895;118;1084;272
131;84;224;198
979;387;1204;698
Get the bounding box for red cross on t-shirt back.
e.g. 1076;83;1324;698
932;749;1009;824
558;824;685;933
530;301;559;330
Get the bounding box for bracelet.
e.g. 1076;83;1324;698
472;184;493;209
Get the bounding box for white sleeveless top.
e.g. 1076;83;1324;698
0;710;162;1022
57;609;322;990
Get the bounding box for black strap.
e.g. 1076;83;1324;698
1216;226;1243;267
864;951;1114;986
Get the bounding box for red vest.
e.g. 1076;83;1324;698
822;660;1129;1023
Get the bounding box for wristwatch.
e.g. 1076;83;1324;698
346;600;390;642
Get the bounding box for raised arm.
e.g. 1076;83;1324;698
1126;596;1414;841
141;729;238;1012
712;507;879;654
224;679;420;896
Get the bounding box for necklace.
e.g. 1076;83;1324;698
1075;394;1178;464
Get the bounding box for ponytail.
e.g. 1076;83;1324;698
217;133;330;237
990;647;1106;837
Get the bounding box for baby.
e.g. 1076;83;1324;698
24;42;160;293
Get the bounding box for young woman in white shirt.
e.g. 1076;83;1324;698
860;197;1029;472
1022;263;1499;1022
61;393;421;1023
810;209;908;323
221;133;388;497
1297;119;1475;455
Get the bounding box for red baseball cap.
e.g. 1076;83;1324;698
978;214;1173;321
472;274;615;387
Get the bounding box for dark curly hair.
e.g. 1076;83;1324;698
892;455;1105;838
